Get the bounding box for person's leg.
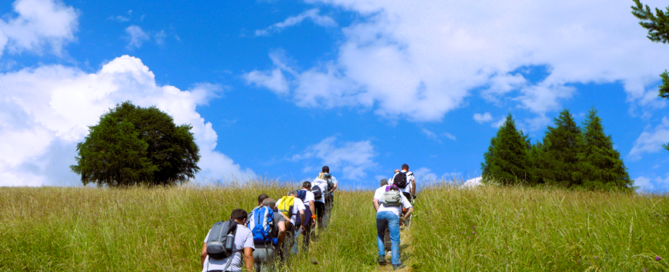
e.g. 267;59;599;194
376;212;389;263
253;245;263;272
316;202;325;226
387;213;401;266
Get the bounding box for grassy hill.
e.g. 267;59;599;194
1;183;667;271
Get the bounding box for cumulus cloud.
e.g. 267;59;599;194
634;174;669;192
0;0;78;57
255;9;337;36
473;112;493;124
629;117;669;160
0;55;254;186
293;136;376;180
125;25;149;49
248;0;669;122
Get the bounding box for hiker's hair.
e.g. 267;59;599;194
230;209;248;222
302;181;311;189
257;194;269;204
401;164;409;170
288;191;297;196
322;166;329;173
263;198;276;209
388;185;400;191
380;179;388;186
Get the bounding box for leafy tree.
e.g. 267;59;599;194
539;109;583;187
633;0;669;151
71;102;200;186
482;114;530;185
577;107;633;190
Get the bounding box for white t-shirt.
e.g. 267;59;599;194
276;197;305;225
374;188;413;218
300;189;315;206
390;171;415;194
311;178;328;203
202;224;255;272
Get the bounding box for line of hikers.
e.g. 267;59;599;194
199;163;417;271
200;166;338;272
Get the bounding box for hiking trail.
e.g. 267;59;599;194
378;227;414;272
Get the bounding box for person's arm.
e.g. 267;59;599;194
308;201;316;218
200;243;207;267
402;207;414;221
411;178;416;196
299;209;305;231
243;247;254;271
277;221;286;245
373;198;380;212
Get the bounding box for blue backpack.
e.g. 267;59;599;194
296;189;307;202
247;206;276;245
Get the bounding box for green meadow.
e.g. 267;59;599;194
1;182;667;271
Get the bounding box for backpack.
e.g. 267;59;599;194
296;189;307;202
394;172;408;189
312;185;323;199
324;174;335;190
206;220;238;260
382;187;402;207
247;206;276;245
277;196;295;218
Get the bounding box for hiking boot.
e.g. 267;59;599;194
393;264;406;270
378;255;387;266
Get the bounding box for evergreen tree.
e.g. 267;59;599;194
633;0;669;151
482;114;531;185
577;107;633;190
71;102;200;186
539;109;583;187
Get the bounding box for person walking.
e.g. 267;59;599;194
312;173;329;228
390;164;416;202
296;181;316;251
321;166;338;207
276;191;306;259
249;197;286;272
373;185;413;270
201;209;255;272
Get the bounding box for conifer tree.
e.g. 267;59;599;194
539;109;583;187
577;108;633;190
482;114;530;185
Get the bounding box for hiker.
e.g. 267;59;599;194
320;166;338;207
248;197;286;272
373;179;391;252
201;208;254;272
295;181;316;250
373;184;413;270
312;172;329;228
390;164;416;202
276;191;306;258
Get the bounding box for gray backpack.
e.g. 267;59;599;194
206;220;237;260
382;189;402;207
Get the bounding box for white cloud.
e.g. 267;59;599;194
155;30;167;45
255;8;338;36
492;116;507;128
634;174;669;192
250;0;669;122
0;0;78;57
125;25;149;49
473;112;493;124
629;117;669;160
443;132;456;141
293;136;376;180
413;167;437;181
421;128;441;143
0;55;254;186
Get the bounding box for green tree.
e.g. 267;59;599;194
539;109;583;187
71;102;200;186
577;107;633;190
482;114;531;185
633;0;669;151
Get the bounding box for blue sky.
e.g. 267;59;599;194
0;0;668;191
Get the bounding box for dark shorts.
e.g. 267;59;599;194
315;202;325;219
402;192;412;201
303;206;312;226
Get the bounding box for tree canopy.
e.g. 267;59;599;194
481;108;632;191
71;102;200;186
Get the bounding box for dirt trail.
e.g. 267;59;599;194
378;227;414;272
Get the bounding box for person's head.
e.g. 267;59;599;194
257;194;269;206
401;164;409;171
322;166;329;174
302;181;311;190
380;179;388;186
230;209;248;224
288;191;297;197
263;198;276;209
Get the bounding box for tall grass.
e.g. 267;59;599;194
412;185;669;271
